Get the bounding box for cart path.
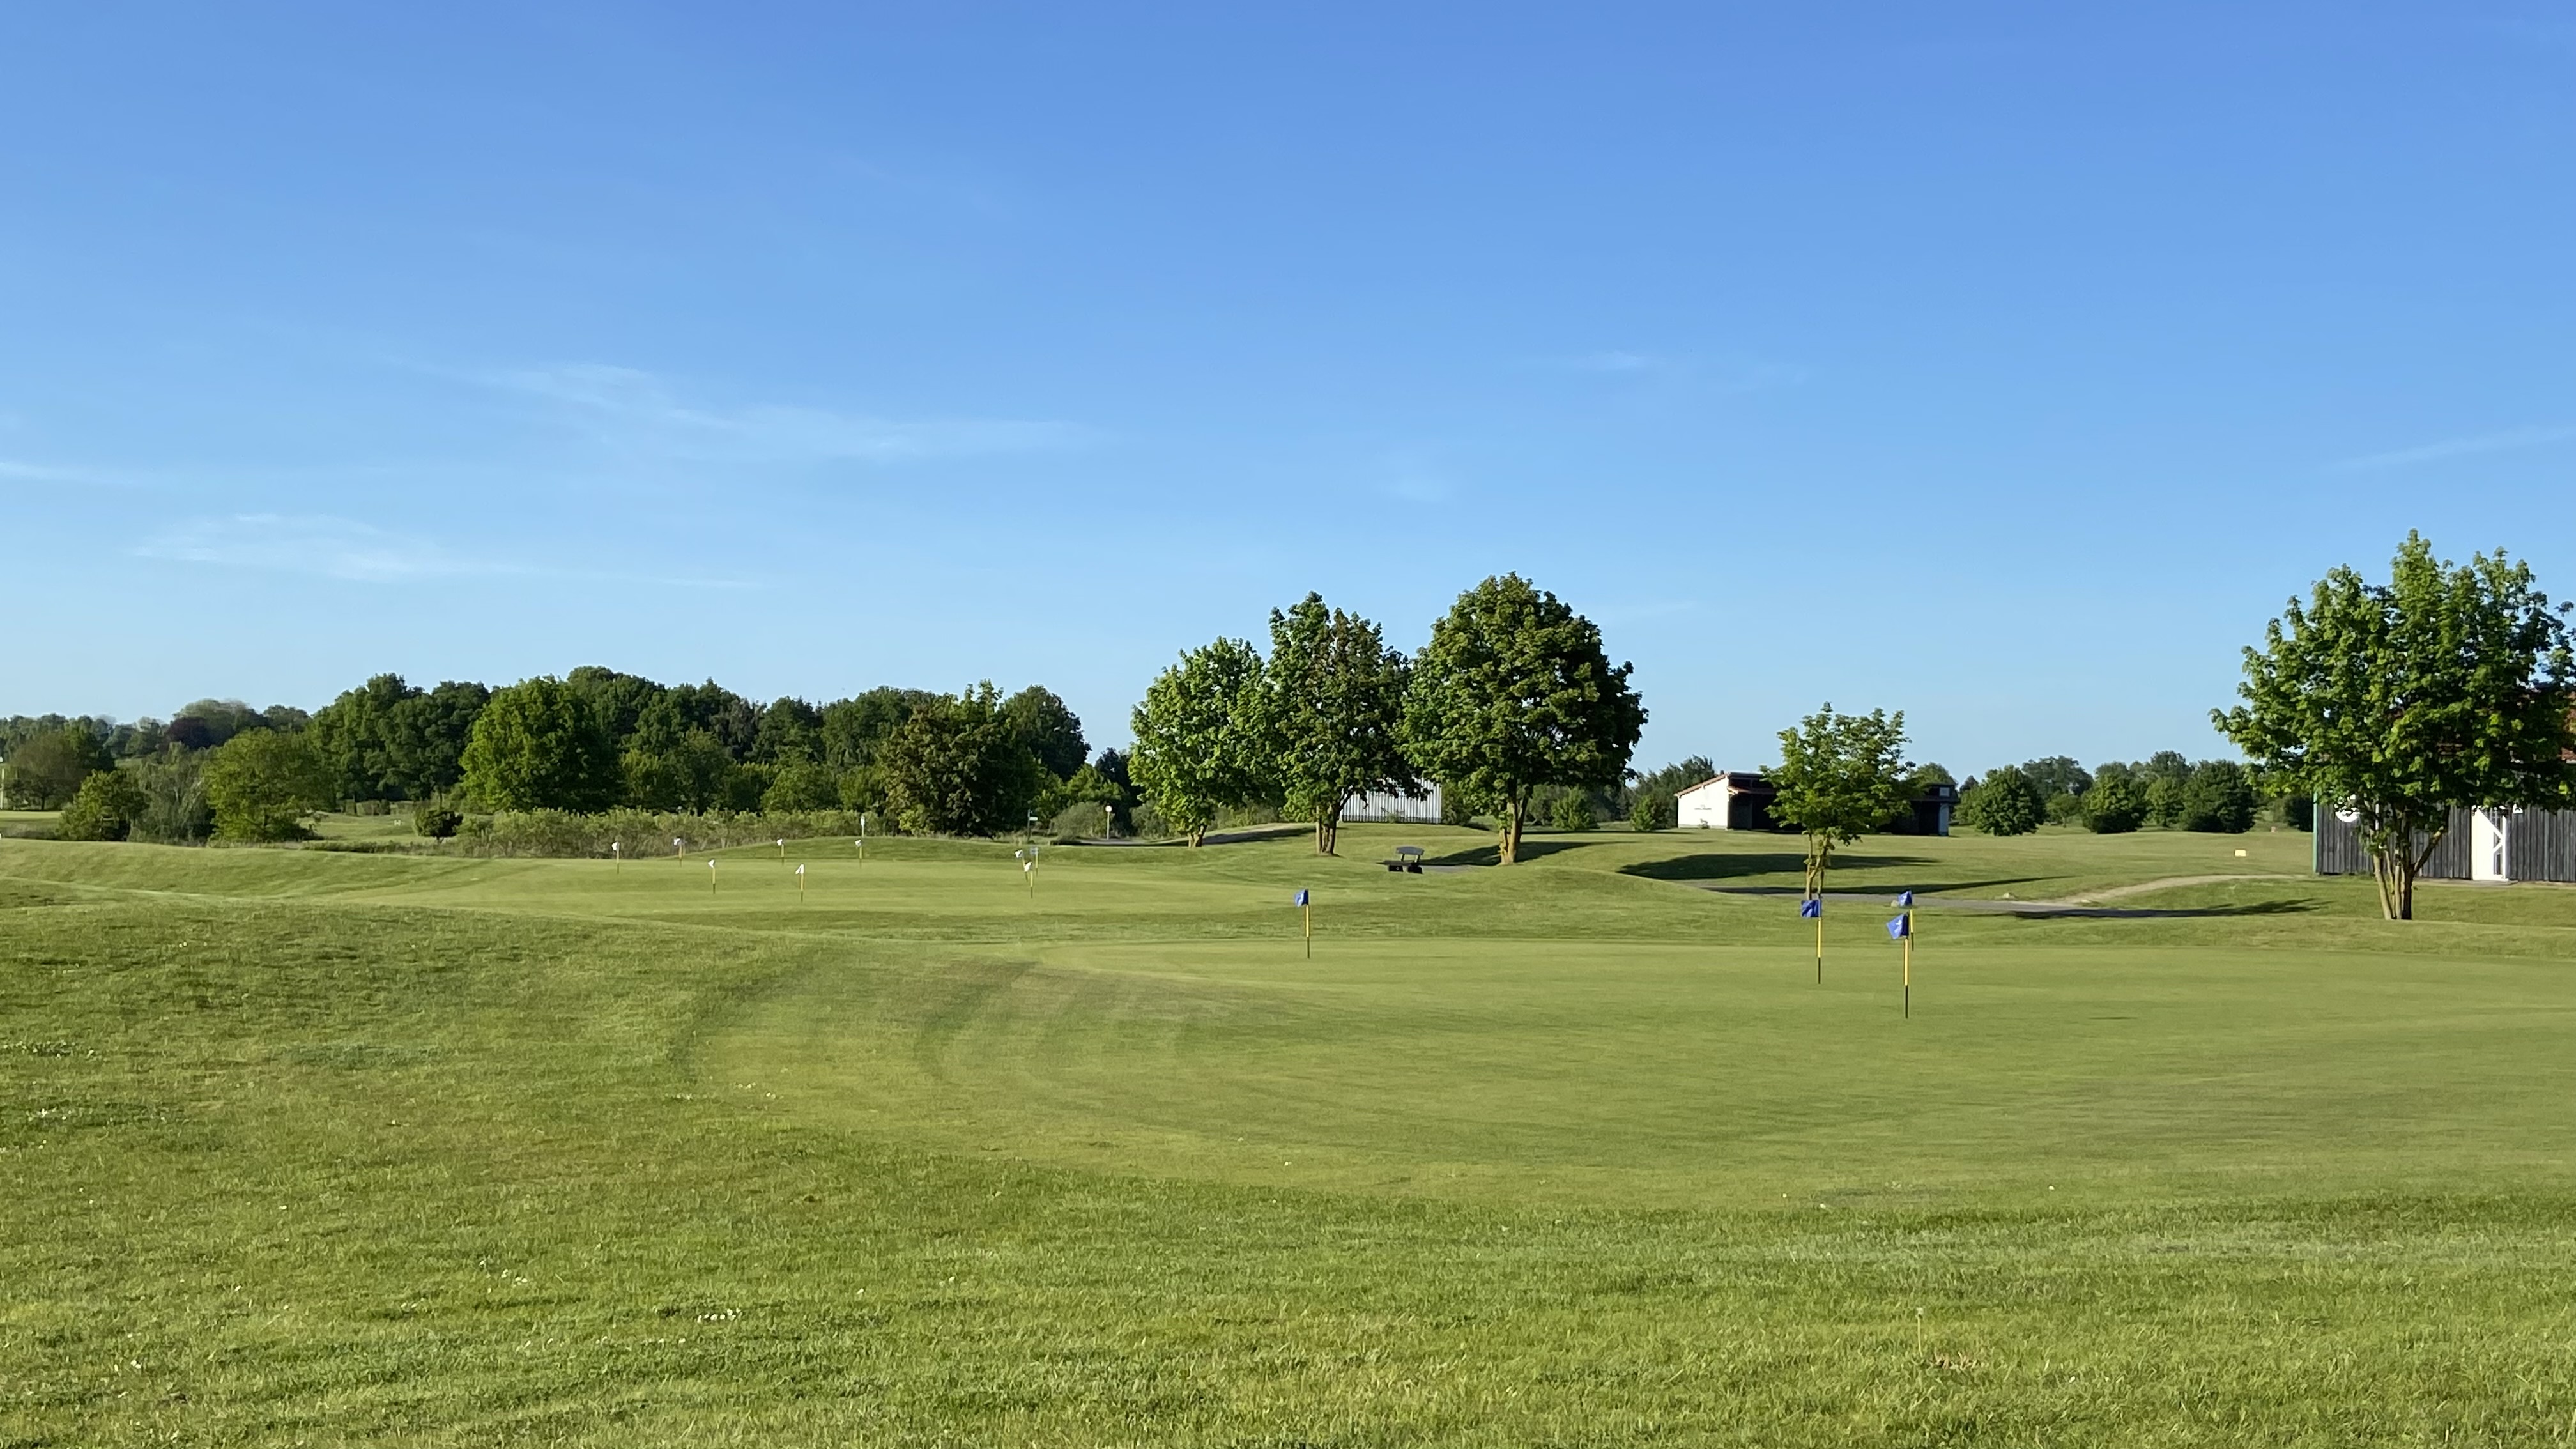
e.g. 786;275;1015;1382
1690;873;2308;918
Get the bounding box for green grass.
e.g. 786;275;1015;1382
6;825;2576;1445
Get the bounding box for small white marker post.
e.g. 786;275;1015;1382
708;858;717;895
776;836;786;862
857;814;868;864
795;862;806;903
611;840;620;873
673;836;684;861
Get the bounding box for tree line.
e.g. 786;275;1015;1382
1953;753;2271;837
1131;574;1646;862
4;669;1119;845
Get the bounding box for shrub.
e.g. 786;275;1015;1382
1959;767;2044;836
1628;786;1676;832
2083;772;2147;834
1050;799;1116;842
58;769;146;841
2181;760;2257;832
450;808;870;858
1547;792;1598;831
415;799;464;839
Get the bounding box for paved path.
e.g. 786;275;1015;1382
1690;873;2305;919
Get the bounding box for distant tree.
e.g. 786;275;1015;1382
127;753;213;844
2180;760;2258;832
1959;766;2045;837
1910;762;1956;788
4;724;113;809
761;759;845;813
459;677;622;813
820;687;934;768
565;666;666;745
260;704;310;733
414;799;463;839
1130;639;1268;847
2285;793;2315;832
2143;773;2189;829
384;680;489;798
2216;532;2576;919
622;729;741;813
310;673;423;802
1253;594;1416;855
169;699;266;751
751;697;824;765
2018;756;2093;800
999;686;1089;781
205;730;333;841
57;768;146;841
877;684;1047;836
1402;574;1644;865
1766;705;1913;894
2082;767;2148;834
1629;786;1677;832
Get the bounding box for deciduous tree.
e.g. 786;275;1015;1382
1959;765;2043;837
2216;532;2576;919
459;677;622;813
1254;594;1416;855
1767;705;1913;894
1402;574;1644;864
1130;639;1267;847
206;730;334;841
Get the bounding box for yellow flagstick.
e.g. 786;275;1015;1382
1814;908;1823;985
708;858;717;895
1903;916;1913;1018
611;841;620;873
1297;889;1312;958
795;862;806;903
776;836;786;862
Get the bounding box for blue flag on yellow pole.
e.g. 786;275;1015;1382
1798;898;1821;919
1895;889;1914;907
1886;915;1910;940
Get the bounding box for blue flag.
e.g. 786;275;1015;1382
1294;889;1310;907
1798;898;1821;919
1895;889;1914;907
1886;915;1910;940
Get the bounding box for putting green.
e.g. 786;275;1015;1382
710;930;2576;1208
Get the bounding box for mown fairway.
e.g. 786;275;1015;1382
6;825;2576;1445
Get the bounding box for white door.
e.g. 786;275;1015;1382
2470;809;2509;882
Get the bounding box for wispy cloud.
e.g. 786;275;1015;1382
2328;425;2576;473
1535;351;1809;392
486;363;1086;464
135;513;751;589
137;514;487;582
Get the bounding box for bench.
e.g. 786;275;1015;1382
1386;845;1425;873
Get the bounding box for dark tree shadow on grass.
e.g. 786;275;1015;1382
1422;839;1597;867
2016;898;2322;921
1620;852;1952;882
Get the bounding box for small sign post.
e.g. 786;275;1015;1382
1296;889;1311;958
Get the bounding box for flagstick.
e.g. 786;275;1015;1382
1814;901;1823;985
709;859;717;895
1304;899;1312;959
1903;914;1913;1018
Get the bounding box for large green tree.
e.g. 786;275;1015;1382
1401;574;1643;864
1254;594;1416;855
2216;532;2576;919
875;684;1047;836
1130;639;1268;847
309;673;422;802
458;677;622;813
3;724;113;809
999;686;1089;781
383;680;489;799
1767;705;1913;896
205;730;334;841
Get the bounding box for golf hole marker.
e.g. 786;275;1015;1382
1888;889;1915;1018
1799;895;1823;983
1296;888;1311;958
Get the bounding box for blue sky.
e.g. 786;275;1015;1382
4;3;2569;775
